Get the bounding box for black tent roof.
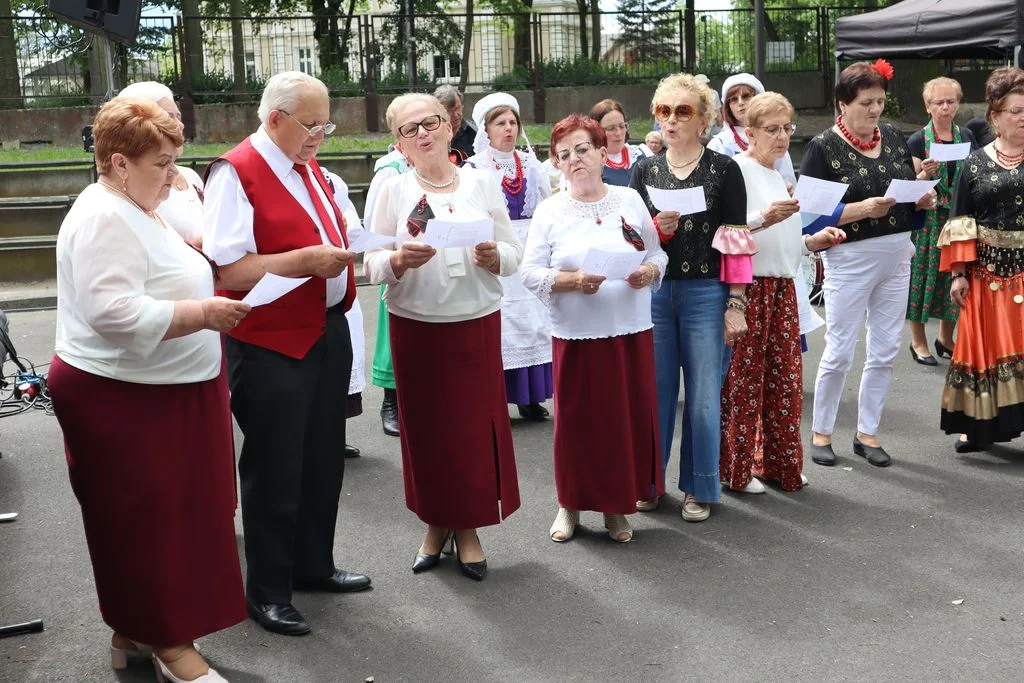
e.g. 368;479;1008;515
835;0;1024;59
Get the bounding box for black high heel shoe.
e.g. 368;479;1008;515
909;344;938;366
935;339;954;360
412;530;453;574
454;532;487;581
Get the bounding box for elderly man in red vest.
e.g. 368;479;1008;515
203;71;371;637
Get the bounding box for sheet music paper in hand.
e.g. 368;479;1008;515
883;179;938;203
645;186;707;215
580;248;646;280
420;218;494;248
347;231;395;253
928;142;971;162
242;273;312;307
794;175;849;217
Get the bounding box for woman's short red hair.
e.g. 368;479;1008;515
549;114;607;154
93;98;183;175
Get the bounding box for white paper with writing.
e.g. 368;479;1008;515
580;248;646;280
883;178;939;203
420;218;494;248
928;142;971;162
347;231;395;253
242;273;312;307
793;175;849;216
645;185;707;215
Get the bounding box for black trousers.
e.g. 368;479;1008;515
227;305;352;604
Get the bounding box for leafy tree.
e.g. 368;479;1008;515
616;0;679;64
372;0;462;89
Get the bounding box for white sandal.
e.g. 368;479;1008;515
549;507;579;542
603;513;633;543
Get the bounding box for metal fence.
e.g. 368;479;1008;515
2;6;994;108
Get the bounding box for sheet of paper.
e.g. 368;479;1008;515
793;175;848;217
420;218;494;248
347;230;395;253
645;185;707;215
883;178;939;203
928;142;972;162
580;248;646;280
242;273;311;307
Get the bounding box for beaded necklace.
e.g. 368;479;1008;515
730;125;748;152
605;148;630;170
836;115;880;151
497;150;524;195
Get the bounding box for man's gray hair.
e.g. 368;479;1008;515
433;84;463;108
258;71;329;124
117;81;175;104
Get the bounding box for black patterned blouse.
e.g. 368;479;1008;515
799;122;916;243
950;149;1024;277
629;149;747;280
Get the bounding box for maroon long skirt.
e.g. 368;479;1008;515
390;312;520;528
552;331;664;514
48;355;245;646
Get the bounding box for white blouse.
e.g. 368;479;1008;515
521;185;668;340
363;167;523;324
735;154;804;278
55;184;220;384
158;165;204;243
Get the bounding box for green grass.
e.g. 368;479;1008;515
0;120;659;165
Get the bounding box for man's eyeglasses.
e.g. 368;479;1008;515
554;142;595;163
654;104;696;122
280;110;336;137
398;114;444;139
754;123;797;137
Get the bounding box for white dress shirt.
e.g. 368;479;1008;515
520;186;668;340
202;126;355;307
55;184;220;384
158;166;204;242
363;167;523;323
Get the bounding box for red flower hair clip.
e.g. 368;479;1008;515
872;59;895;81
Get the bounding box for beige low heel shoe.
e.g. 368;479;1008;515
549;507;579;542
603;513;633;543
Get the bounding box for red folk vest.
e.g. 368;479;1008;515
213;138;355;359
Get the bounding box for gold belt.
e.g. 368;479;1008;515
978;225;1024;249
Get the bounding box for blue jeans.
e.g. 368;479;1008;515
652;279;728;503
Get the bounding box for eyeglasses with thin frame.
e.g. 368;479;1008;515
929;98;958;108
994;106;1024;117
754;123;797;138
602;122;628;133
398;114;444;139
654;104;696;122
279;110;336;137
727;91;756;105
554;142;596;163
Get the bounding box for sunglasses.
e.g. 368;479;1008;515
654;104;696;122
398;114;444;139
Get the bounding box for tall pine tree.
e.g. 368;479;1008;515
616;0;679;64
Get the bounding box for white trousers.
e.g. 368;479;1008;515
812;233;915;436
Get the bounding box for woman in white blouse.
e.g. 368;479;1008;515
521;114;668;544
364;93;523;581
116;81;205;246
720;93;845;494
47;99;249;682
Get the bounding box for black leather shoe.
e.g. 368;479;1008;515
344;444;361;458
412;531;454;573
934;339;954;360
954;438;981;454
910;344;938;366
454;535;487;582
810;442;836;466
381;389;400;437
294;569;372;593
853;436;891;467
246;601;311;636
517;403;550;421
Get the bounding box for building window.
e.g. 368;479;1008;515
297;48;314;75
245;52;256;81
432;54;462;80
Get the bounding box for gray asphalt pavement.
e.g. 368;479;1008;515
1;285;1022;682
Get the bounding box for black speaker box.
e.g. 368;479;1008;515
45;0;142;46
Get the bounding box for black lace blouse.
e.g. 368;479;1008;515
799;123;916;243
629;150;747;280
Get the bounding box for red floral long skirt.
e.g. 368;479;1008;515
720;277;804;491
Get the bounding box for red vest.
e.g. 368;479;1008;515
213;138;356;359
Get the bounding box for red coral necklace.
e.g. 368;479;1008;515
731;126;748;151
498;151;524;195
605;149;630;170
836;115;880;151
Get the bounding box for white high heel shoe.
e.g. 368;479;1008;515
603;513;633;543
549;507;579;542
112;640;200;670
153;654;227;683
